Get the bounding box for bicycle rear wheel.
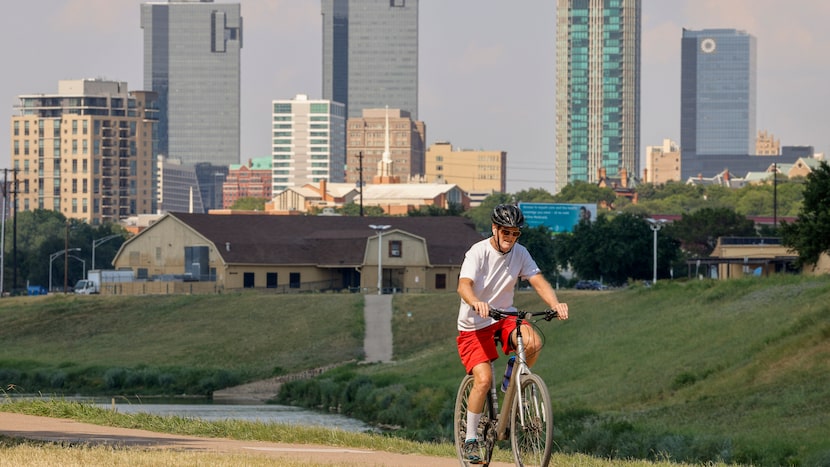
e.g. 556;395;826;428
453;374;494;466
509;373;553;467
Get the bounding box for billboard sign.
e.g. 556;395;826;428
518;202;596;233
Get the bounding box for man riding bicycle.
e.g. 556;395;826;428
456;204;569;463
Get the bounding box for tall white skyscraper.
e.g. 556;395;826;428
271;94;346;192
141;0;242;167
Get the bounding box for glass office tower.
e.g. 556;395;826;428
555;0;641;193
141;0;242;167
321;0;419;119
681;29;757;164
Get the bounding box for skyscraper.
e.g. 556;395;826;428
681;29;757;172
271;94;346;192
321;0;419;119
141;0;242;167
555;0;641;193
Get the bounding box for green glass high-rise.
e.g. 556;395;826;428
555;0;640;193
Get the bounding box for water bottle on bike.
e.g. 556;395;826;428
501;355;516;392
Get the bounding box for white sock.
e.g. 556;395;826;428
466;411;482;441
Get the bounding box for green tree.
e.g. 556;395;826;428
337;203;385;217
230;197;267;211
513;188;556;203
463;192;514;232
555;213;680;285
780;161;830;268
665;207;755;257
516;225;558;283
407;203;464;216
2;211;130;292
552;181;616;206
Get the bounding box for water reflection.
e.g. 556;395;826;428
96;401;375;433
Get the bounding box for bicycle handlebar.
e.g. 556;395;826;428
489;307;559;321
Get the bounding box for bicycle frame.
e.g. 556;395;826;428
494;312;529;440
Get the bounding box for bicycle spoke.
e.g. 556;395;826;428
510;374;553;467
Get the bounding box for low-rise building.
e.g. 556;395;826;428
112;213;484;294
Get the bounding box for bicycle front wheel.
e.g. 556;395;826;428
453;374;494;466
509;373;553;467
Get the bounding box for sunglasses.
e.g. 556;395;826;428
499;229;522;238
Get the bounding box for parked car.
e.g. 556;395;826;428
574;280;606;290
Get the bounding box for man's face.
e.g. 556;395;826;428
492;224;521;250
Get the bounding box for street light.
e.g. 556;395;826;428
68;255;86;282
646;219;667;285
49;248;81;293
92;234;121;272
368;224;391;295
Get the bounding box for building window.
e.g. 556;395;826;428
266;272;277;288
389;240;402;258
243;272;255;288
310;103;329;114
289;272;301;289
273;103;292;114
435;274;447;290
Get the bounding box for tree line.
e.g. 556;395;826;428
5;162;828;293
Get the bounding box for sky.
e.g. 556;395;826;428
1;0;828;193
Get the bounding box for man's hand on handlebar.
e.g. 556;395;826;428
549;302;568;320
472;301;491;319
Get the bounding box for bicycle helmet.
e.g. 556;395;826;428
491;204;525;228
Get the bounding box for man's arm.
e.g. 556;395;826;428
458;277;490;318
527;274;569;320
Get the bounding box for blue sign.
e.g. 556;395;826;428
518;202;596;233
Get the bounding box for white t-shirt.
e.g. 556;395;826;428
456;237;541;331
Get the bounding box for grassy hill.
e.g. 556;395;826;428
1;275;828;465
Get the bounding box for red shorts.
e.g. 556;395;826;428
456;317;518;374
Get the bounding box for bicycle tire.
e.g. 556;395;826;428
509;373;553;467
453;374;494;466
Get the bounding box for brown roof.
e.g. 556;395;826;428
169;213;484;267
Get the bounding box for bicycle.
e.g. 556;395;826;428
453;307;559;467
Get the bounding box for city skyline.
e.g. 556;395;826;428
2;0;828;193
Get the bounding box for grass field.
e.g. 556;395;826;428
1;275;829;465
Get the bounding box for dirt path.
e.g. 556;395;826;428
0;413;508;466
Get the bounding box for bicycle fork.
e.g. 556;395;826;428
495;320;528;441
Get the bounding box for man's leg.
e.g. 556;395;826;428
464;361;491;463
511;323;543;366
465;361;491;438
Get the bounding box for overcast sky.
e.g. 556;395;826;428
2;0;827;193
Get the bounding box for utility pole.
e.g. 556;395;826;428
64;220;70;293
12;169;18;294
773;162;778;229
358;151;364;217
1;169;7;297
